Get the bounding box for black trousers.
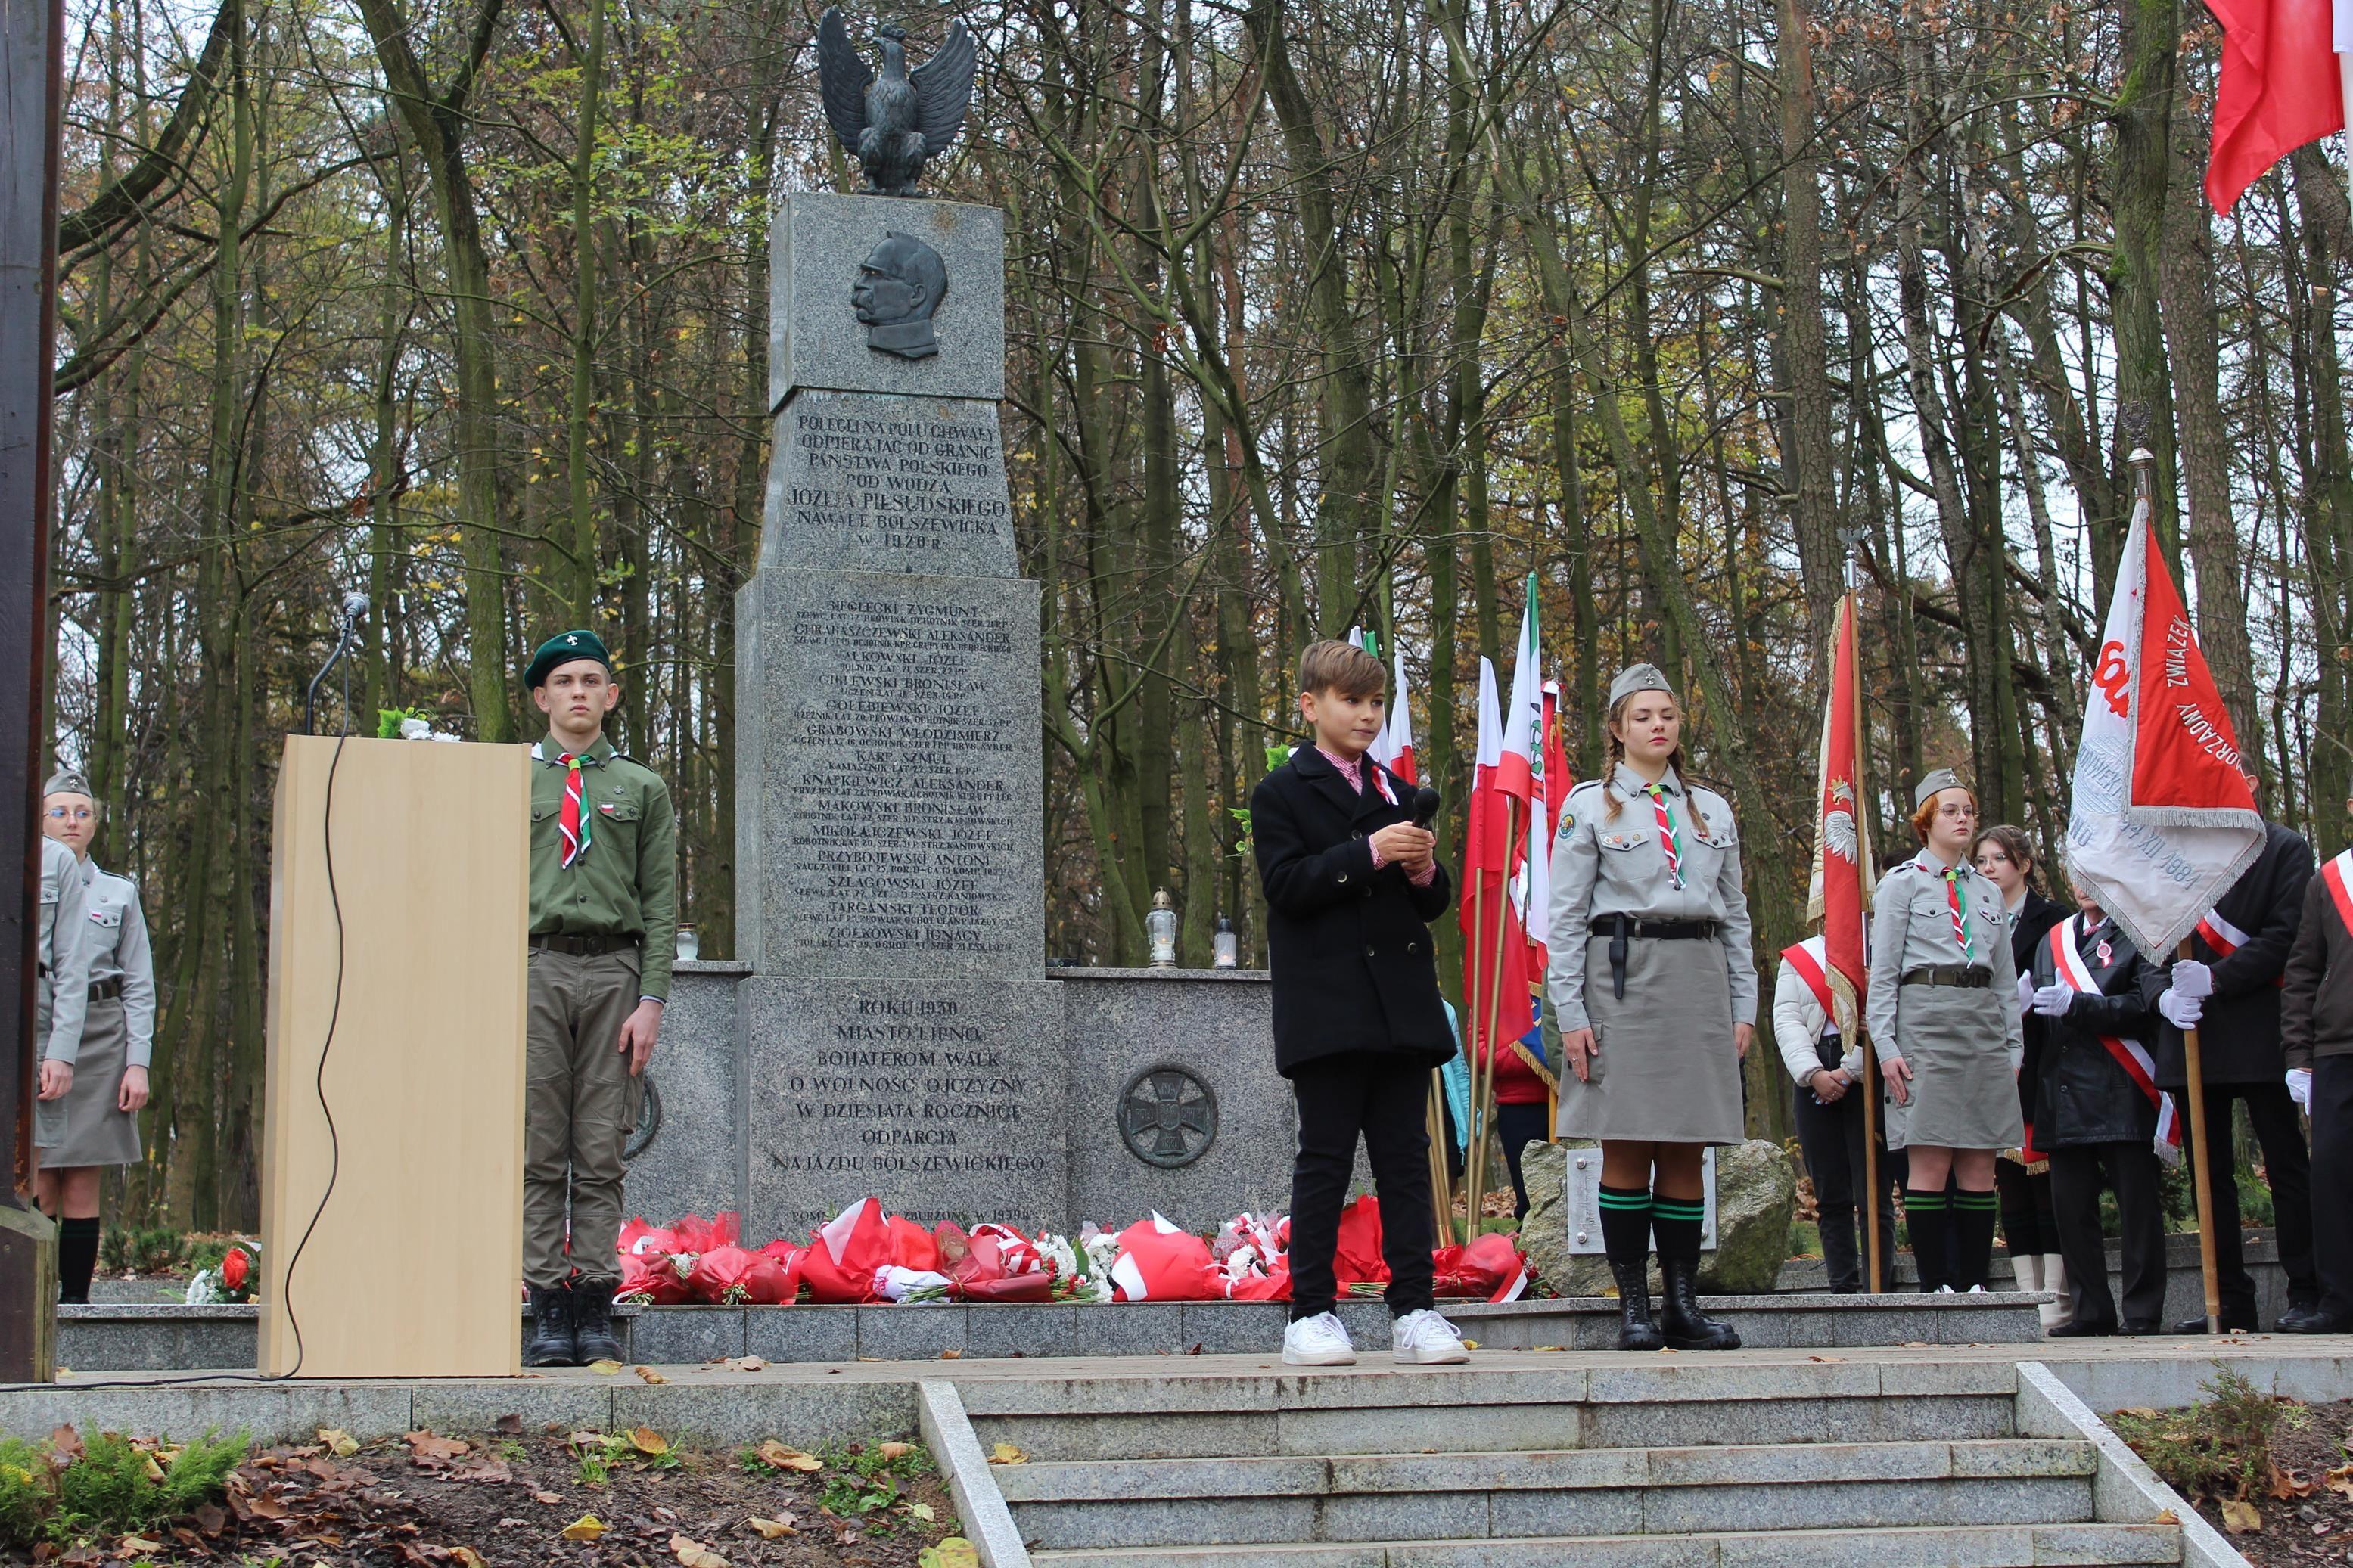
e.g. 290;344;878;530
2177;1080;2317;1319
2310;1056;2353;1318
2048;1141;2167;1330
1792;1076;1899;1291
1995;1160;2060;1257
1498;1101;1550;1219
1289;1053;1438;1321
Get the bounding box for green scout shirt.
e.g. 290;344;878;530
529;736;679;1001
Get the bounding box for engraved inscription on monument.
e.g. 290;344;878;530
744;977;1068;1236
760;389;1015;577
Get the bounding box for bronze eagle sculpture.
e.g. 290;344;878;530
814;8;977;198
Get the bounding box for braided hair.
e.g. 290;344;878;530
1598;691;1711;837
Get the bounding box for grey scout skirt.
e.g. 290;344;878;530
1556;932;1745;1146
1891;980;2023;1150
34;997;141;1168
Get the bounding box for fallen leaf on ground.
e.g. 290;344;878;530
877;1442;914;1461
317;1427;360;1458
2153;1509;2178;1525
405;1432;471;1462
939;1349;962;1359
116;1535;163;1554
450;1548;485;1566
757;1441;822;1472
746;1517;796;1539
493;1414;523;1436
587;1359;624;1375
246;1495;288;1520
632;1427;670;1456
908;1501;935;1522
2269;1462;2314;1500
2221;1498;2262;1533
635;1365;669;1385
1808;1355;1844;1363
670;1532;728;1568
2114;1407;2162;1420
988;1442;1026;1466
51;1424;82;1459
718;1356;767;1372
2326;1464;2353;1498
533;1491;563;1505
448;1458;514;1485
919;1539;981;1568
561;1514;608;1542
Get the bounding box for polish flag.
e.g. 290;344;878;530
2064;480;2264;958
1804;593;1876;1047
1495;573;1543;803
1461;659;1536;1054
1379;644;1417;784
2205;0;2353;213
1515;682;1570;964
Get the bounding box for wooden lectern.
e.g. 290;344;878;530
260;736;529;1377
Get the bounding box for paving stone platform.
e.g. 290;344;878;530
58;1290;2049;1374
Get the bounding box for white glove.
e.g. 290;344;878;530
2287;1067;2312;1112
2015;973;2037;1015
2157;987;2205;1030
2171;958;2215;1001
2030;983;2078;1018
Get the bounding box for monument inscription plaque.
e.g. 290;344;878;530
760;391;1015;576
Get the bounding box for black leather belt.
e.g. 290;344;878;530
1901;964;1991;989
1599;914;1720;999
89;977;123;1001
530;933;639;957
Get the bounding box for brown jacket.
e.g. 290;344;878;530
2280;868;2353;1070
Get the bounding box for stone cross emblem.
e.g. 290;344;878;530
1119;1064;1218;1169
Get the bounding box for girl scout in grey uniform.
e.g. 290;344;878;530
36;770;156;1304
1866;770;2025;1293
1548;665;1757;1350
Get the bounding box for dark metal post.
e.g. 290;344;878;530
0;0;66;1381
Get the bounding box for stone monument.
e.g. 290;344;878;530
631;15;1308;1245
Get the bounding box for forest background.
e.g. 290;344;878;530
41;0;2345;1228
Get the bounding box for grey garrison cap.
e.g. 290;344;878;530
1608;663;1677;706
1913;767;1966;809
43;768;91;799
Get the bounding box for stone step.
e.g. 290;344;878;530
962;1360;2024;1461
999;1439;2100;1550
1026;1521;2181;1566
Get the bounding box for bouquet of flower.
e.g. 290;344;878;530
185;1240;260;1305
1431;1231;1532;1302
1332;1195;1389;1287
1108;1214;1221;1302
688;1244;766;1304
800;1198;891;1303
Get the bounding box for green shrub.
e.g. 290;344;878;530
42;1430;247;1546
2109;1365;2302;1504
98;1225;189;1276
0;1437;56;1549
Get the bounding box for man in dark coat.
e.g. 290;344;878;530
2138;806;2318;1331
2281;840;2353;1332
1253;638;1458;1367
2028;892;2168;1335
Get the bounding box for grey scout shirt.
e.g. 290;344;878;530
1864;848;2025;1067
1546;762;1759;1032
79;859;157;1070
38;837;92;1065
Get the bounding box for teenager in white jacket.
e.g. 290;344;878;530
1773;937;1901;1292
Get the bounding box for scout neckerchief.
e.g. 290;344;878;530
536;741;595;868
1643;780;1685;890
2047;915;2181;1164
1938;860;1973;959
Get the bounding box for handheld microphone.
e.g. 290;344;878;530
1410;786;1441;830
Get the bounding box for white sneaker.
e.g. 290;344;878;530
1966;1284;1987;1294
1282;1311;1357;1366
1391;1308;1471;1365
1935;1284;1956;1294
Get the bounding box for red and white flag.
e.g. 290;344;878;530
1515;681;1570;964
2064;488;2264;958
1379;644;1417;783
1461;658;1536;1054
1804;592;1876;1047
2205;0;2353;213
1495;573;1542;803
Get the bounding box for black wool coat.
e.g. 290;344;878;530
2028;914;2159;1147
1251;746;1456;1078
2006;887;2069;1130
2137;820;2312;1087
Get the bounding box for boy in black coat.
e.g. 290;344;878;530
1252;639;1463;1366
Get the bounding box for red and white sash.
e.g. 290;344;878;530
2321;850;2353;941
2195;905;2284;989
1782;936;1835;1017
2049;918;2183;1165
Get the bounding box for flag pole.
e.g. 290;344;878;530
1465;867;1488;1228
1842;579;1885;1296
1426;1073;1453;1243
1471;796;1524;1232
2178;934;2226;1333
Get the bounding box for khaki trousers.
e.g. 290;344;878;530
524;946;641;1289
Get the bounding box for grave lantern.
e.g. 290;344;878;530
1147;889;1179;967
1213;914;1238;969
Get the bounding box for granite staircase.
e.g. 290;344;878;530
966;1357;2184;1567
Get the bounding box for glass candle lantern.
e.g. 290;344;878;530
675;924;700;963
1146;889;1179;967
1212;914;1238;969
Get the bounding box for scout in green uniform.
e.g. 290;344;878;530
521;630;677;1367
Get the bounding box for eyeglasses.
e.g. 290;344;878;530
44;806;97;822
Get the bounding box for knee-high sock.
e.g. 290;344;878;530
1597;1184;1654;1268
1651;1194;1706;1271
58;1216;101;1305
1904;1190;1950;1290
1952;1189;2000;1290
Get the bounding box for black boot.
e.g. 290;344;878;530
1658;1255;1741;1350
1609;1259;1667;1351
572;1278;623;1364
524;1283;577;1367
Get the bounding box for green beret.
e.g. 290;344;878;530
524;629;615;689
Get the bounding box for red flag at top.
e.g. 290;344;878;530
1805;594;1874;1046
2065;480;2264;958
2205;0;2346;213
1461;659;1537;1055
